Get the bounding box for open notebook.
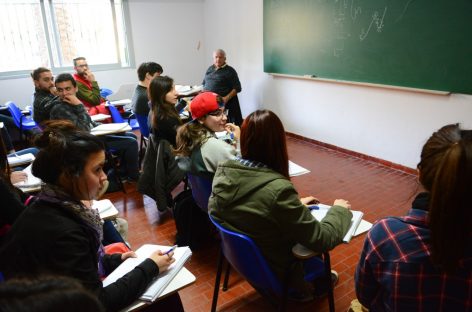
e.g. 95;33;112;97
92;199;119;220
13;164;42;189
91;122;131;136
102;244;192;302
288;160;310;177
308;204;372;243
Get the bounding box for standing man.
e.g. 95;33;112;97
73;57;109;116
31;67;61;126
202;49;243;125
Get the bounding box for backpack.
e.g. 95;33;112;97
172;189;213;251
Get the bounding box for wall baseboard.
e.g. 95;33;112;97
286;132;417;175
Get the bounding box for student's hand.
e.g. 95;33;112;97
149;250;175;273
301;196;320;205
121;251;137;261
333;199;351;209
50;86;58;96
10;171;27;184
63;95;82;105
84;70;96;82
81;200;92;208
225;123;240;141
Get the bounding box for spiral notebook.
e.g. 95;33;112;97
309;204;371;243
102;244;192;302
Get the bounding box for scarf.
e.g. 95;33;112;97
38;184;107;276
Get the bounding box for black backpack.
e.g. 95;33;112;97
172;189;214;250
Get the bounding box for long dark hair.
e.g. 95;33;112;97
32;121;105;185
240;110;289;179
148;76;181;129
418;123;472;271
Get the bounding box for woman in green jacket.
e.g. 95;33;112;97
209;109;353;300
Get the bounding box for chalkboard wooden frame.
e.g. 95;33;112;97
263;0;472;94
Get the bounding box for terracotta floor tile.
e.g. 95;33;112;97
104;136;417;311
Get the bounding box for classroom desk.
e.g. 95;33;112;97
176;85;203;98
91;113;112;122
108;99;132;107
122;267;196;312
90;123;132;136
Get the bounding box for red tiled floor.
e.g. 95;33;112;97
105;136;417;311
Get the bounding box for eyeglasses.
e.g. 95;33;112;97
207;109;228;117
76;64;88;68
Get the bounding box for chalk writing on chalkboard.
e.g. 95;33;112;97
264;0;472;93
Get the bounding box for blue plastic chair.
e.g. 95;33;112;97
100;88;113;99
107;104;139;130
188;173;213;212
135;113;150;166
5;101;38;141
209;215;334;312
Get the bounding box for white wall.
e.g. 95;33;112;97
203;0;472;169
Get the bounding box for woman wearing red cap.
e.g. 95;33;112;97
174;92;240;178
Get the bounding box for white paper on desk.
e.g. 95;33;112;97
7;153;35;167
91;114;111;122
102;244;192;302
175;85;191;93
289;160;310;177
92;199;118;220
310;204;365;243
109;99;132;106
13;164;41;188
91;122;129;134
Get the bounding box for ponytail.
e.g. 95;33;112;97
420;124;472;271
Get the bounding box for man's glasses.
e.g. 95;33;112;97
76;64;88;68
207;109;228;117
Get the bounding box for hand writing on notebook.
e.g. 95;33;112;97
149;250;176;273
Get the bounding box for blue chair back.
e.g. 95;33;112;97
100;88;113;99
188;173;212;212
108;104;140;130
5;101;37;129
107;104;125;123
135;113;150;138
209;215;284;297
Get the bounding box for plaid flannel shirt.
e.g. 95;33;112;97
355;193;472;312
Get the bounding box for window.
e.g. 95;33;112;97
0;0;132;78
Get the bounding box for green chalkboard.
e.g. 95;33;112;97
263;0;472;94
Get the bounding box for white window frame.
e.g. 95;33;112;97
0;0;134;80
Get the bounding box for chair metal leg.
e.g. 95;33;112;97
222;261;231;291
211;248;225;312
107;150;126;193
323;252;335;312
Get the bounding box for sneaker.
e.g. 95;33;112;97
313;270;338;298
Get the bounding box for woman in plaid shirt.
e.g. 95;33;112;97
355;124;472;312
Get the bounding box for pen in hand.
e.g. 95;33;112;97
163;245;177;258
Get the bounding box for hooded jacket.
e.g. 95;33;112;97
209;159;352;289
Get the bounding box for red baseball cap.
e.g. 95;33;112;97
190;92;224;119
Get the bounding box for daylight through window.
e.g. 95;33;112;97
0;0;131;77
